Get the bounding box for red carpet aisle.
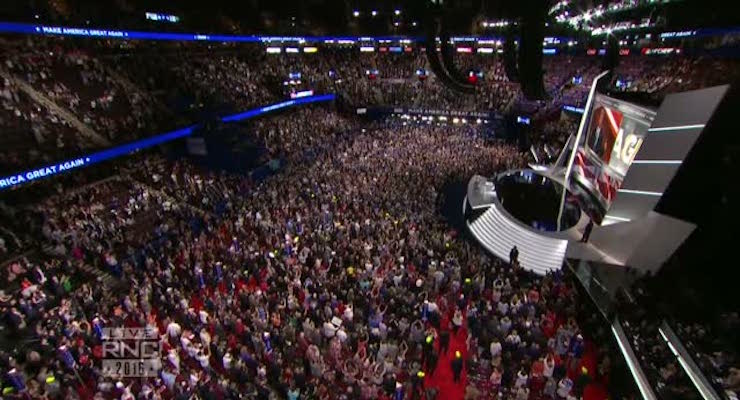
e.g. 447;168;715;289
583;383;609;400
579;341;609;400
423;316;469;400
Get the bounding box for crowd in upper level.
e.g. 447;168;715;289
1;35;738;176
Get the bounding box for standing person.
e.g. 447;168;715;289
580;220;594;243
451;351;464;383
411;371;425;400
509;246;519;265
426;351;438;376
439;331;450;355
557;376;573;399
574;367;592;398
490;339;502;360
452;310;463;335
423;334;435;364
394;381;404;400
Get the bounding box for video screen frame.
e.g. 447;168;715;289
571;94;657;222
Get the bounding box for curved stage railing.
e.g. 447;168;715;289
467;200;569;275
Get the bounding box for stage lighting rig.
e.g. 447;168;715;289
423;0;477;94
421;0;548;99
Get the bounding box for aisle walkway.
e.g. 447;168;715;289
424;316;469;400
579;341;609;400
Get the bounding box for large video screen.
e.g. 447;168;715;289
571;94;656;222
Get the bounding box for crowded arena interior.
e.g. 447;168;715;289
0;1;738;399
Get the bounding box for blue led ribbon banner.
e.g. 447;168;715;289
0;22;414;43
0;93;336;191
368;106;499;120
0;22;575;45
0;125;195;190
562;105;586;114
221;94;335;122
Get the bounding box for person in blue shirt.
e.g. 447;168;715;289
287;384;300;400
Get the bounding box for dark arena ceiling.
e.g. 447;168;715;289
2;0;738;36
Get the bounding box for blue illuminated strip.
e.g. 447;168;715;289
0;93;336;191
0;125;194;190
0;22;574;45
0;22;416;43
221;93;335;122
563;105;585;114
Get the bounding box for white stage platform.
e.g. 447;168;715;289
467;200;569;275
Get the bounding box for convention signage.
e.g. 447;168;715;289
391;107;496;119
0;22;574;47
563;105;586;114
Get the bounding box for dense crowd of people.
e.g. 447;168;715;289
616;271;740;400
0;27;738;400
613;56;740;96
619;315;704;399
0;72;89;173
0;110;622;399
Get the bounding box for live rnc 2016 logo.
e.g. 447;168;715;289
101;327;162;378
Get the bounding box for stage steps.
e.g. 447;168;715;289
468;204;568;275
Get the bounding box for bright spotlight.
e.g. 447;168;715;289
353;10;360;17
371;10;378;16
394;9;401;15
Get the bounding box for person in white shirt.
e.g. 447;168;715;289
490;340;502;359
323;321;337;338
121;386;135;400
452;310;463;334
160;368;176;390
506;330;521;346
180;334;191;351
342;305;353;322
167;349;180;372
543;354;555;378
199;329;211;349
433;269;444;290
197;350;210;369
515;368;528;388
186;342;199;358
427;300;439;314
337;328;348;343
557;377;573;398
166;321;181;339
